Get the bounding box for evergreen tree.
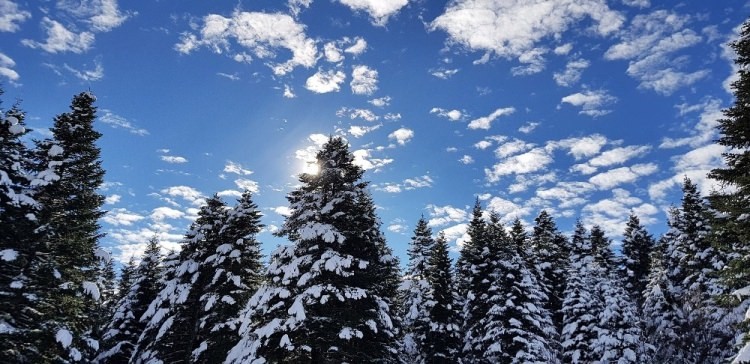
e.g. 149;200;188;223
589;225;616;270
642;237;679;362
25;91;106;362
116;257;137;303
226;137;399;363
707;18;750;364
97;237;163;363
400;216;435;363
483;217;557;363
529;210;568;336
423;232;461;364
620;213;654;308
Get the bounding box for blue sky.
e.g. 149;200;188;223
0;0;746;263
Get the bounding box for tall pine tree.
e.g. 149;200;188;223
529;210;568;338
423;232;461;364
400;216;435;363
619;213;654;309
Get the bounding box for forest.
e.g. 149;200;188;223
1;15;749;364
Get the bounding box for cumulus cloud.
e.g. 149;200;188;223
426;204;468;227
571;145;651;174
430;107;463;121
348;124;381;137
430;68;460;79
337;107;379;121
283;84;296;98
604;10;707;95
583;188;658;237
430;0;623;69
150;206;184;221
0;52;19;83
588;163;658;189
175;11;317;76
344;37;368;55
560;89;617;117
553;58;590;87
467;107;515;130
0;0;31;32
160;155;188;164
337;0;409;26
306;69;346;93
323;41;344;63
649;143;727;200
22;17;95;54
234;178;260;194
494;138;534;159
486;196;532;223
459;155;474;164
352;149;393;171
388;128;414;145
369;96;391;107
224;161;253;176
660;98;722;149
536;181;594;208
161;185;205;206
549;134;608;160
99;109;149;135
518;121;540;134
58;0;132;32
102;208;145;226
104;194;121;204
63;60;104;81
485;148;553;183
351;65;379;95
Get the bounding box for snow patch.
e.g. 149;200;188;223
1;249;18;261
56;328;73;348
82;281;101;301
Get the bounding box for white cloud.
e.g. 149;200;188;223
217;190;243;198
150;206;184;221
536;181;594;208
378;184;402;193
337;0;409;26
63;0;132;32
430;107;463;121
430;0;623;69
352;149;393;171
474;140;493;150
430;68;460;79
560;89;616;117
387;221;407;233
0;0;31;32
622;0;650;7
344;37;368;55
660;98;722;149
99;109;148;135
63;60;104;81
388;128;414;146
404;175;433;189
224;161;253;176
549;134;608;160
288;0;313;17
102;208;145;226
337;107;379;121
348;124;381;138
161;185;204;206
604;10;707;95
283;84;296;98
508;172;557;193
369;96;391;107
22;17;95;54
485;148;553;183
0;52;19;83
467;107;515;130
494;139;533;158
571;145;651;174
553;58;590;87
161;155;188;164
582;188;658;238
459;155;474;164
234;178;260;194
554;43;573;55
323;41;344;63
273;206;292;216
305;69;346;93
351;65;379;95
588;163;658;189
518;121;540;134
722;23;743;94
426;204;468;227
175;11;317;76
104;194;121;204
487;196;531;223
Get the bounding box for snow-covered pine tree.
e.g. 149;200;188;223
642;237;679;362
96;237;163;363
226;137;399;363
133;196;229;363
116;257;137;303
0;93;41;363
707;17;750;364
400;216;435;363
589;225;617;271
529;210;568;336
91;255;118;349
561;221;600;363
483;217;557;363
457;199;495;362
619;213;654;309
26;91;106;362
423;232;461;364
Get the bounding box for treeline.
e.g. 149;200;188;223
1;19;749;364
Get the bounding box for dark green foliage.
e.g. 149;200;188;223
401;216;435;362
530;210;568;338
620;214;654;308
423;232;461;363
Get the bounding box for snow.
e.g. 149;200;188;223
56;328;73;348
8;123;24;135
0;321;16;334
48;144;64;157
734;341;750;364
10;281;23;289
95;248;112;263
0;249;18;261
82;281;101;301
53;269;61;279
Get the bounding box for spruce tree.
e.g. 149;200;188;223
116;257;137;303
529;210;568;336
423;232;461;363
707;18;750;363
97;237;163;363
401;216;435;363
589;225;616;270
642;237;679;362
226;137;399;363
620;213;654;309
26;91;106;362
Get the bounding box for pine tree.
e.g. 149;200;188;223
97;237;163;363
620;213;654;309
707;18;750;364
589;225;616;271
529;210;568;337
400;216;435;363
26;91;106;362
116;257;137;303
423;232;461;364
483;217;557;363
642;237;679;362
226;137;400;363
0;92;41;363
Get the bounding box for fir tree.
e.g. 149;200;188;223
226;137;399;363
116;257;137;303
707;18;750;364
642;237;679;362
619;213;654;308
423;232;461;364
97;237;163;363
400;216;435;363
589;225;616;271
529;210;568;336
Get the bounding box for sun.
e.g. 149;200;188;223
301;161;320;175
